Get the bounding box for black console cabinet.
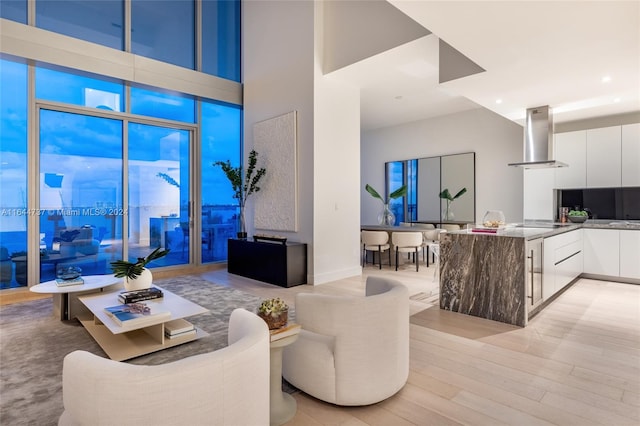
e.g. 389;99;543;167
227;239;307;287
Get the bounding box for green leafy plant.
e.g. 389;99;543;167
214;150;266;236
365;184;407;204
258;297;288;316
213;150;266;209
110;247;170;280
156;172;180;188
439;187;467;220
438;188;467;202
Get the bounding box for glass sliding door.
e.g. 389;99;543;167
128;123;190;266
39;109;123;282
0;58;28;288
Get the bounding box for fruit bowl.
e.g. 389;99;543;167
568;215;587;223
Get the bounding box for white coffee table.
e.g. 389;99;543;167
78;284;209;361
30;274;122;320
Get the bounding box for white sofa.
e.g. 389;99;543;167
282;276;409;406
58;308;270;426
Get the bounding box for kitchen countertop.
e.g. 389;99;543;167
450;220;640;240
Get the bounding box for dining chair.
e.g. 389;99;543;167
391;231;423;272
181;223;213;257
360;230;391;269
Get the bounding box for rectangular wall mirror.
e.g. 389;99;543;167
386;152;475;224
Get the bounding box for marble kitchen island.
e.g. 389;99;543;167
439;225;579;327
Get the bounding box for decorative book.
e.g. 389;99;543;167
164;318;195;336
471;227;498;234
55;277;84;287
104;302;170;327
269;323;301;342
118;287;164;304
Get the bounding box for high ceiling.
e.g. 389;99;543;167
331;1;640;132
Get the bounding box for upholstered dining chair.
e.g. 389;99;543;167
391;231;423;271
360;230;391;269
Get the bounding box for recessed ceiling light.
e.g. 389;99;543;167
602;75;612;83
495;99;503;104
614;97;621;103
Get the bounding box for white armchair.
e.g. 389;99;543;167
58;308;270;426
282;276;409;406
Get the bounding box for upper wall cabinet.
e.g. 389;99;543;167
586;126;622;188
622;123;640;187
555;130;586;189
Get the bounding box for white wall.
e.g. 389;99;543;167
243;0;315;273
361;108;524;224
243;0;362;284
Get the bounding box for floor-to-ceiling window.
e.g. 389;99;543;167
1;0;242;288
0;58;28;287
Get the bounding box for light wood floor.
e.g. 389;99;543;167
202;267;640;426
2;262;638;425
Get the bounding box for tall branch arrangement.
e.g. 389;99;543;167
214;149;266;209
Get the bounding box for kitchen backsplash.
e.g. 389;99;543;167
556;187;640;220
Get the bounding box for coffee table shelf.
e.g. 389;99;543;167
78;285;209;361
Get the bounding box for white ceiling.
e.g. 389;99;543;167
330;1;640;132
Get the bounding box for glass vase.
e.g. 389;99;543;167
442;201;454;221
378;204;396;226
237;208;247;239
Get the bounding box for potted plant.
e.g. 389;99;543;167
110;247;170;291
214;149;266;239
439;187;467;221
365;184;407;226
257;297;288;330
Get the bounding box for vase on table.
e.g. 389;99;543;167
237;208;247;240
442;201;454;221
124;268;153;291
378;204;396;226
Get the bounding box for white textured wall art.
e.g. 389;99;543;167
253;111;298;232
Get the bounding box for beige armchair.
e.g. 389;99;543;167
58;309;270;426
282;276;409;406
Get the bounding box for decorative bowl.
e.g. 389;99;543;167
568;215;587;223
482;210;506;228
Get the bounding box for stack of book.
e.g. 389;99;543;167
118;287;164;304
164;319;196;339
55;277;84;287
104;302;171;327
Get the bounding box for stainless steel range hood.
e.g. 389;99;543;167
508;106;567;168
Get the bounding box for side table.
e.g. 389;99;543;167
30;275;121;320
269;324;301;425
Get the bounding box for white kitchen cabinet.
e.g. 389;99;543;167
586;126;622;188
542;237;556;302
523;168;555;221
583;228;620;276
621;123;640;187
620;230;640;279
555;130;586;189
543;230;583;301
